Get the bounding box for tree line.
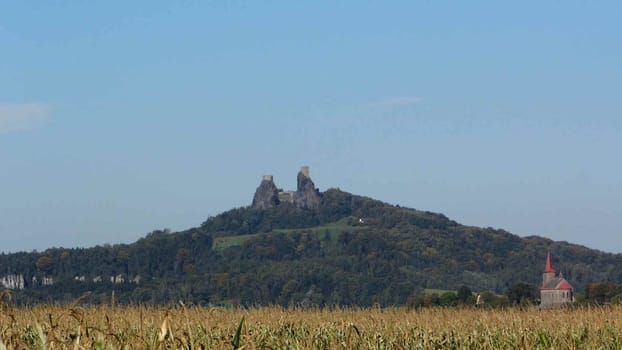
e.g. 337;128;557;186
2;189;622;306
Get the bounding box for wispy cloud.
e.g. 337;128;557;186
372;96;422;107
0;103;50;133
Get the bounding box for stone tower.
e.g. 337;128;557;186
295;166;321;209
252;175;280;209
300;165;310;178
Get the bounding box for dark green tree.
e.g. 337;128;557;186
506;282;539;305
457;286;472;304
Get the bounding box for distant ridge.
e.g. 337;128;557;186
1;168;622;306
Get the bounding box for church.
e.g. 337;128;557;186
540;252;574;308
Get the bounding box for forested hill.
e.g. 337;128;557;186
2;188;622;306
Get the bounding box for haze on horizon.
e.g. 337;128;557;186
1;2;621;254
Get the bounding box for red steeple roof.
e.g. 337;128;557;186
544;252;555;273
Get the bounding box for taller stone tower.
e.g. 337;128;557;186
294;166;321;209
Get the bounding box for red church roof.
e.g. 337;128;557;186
555;279;573;290
541;276;574;291
544;252;555;273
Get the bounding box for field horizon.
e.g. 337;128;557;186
2;300;622;349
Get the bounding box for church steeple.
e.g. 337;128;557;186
542;252;556;286
544;252;555;273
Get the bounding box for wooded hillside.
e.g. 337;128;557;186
2;188;621;306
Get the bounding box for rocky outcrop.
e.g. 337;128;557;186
294;168;321;209
251;167;322;210
252;175;280;209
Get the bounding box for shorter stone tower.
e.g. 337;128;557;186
252;175;280;209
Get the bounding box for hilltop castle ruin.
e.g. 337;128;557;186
252;166;322;210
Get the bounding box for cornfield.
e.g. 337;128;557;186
2;298;622;349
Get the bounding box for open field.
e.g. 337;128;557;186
2;302;622;349
212;216;361;251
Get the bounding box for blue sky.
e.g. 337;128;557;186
1;1;621;253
